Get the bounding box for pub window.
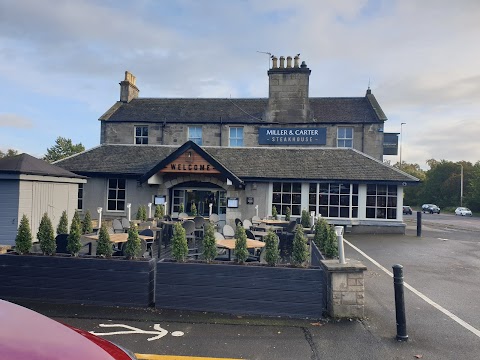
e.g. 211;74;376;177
107;179;126;211
188;126;203;145
229;127;244;147
272;182;302;216
337;127;353;148
77;183;84;211
309;183;358;218
134;126;148;144
173;189;185;213
366;184;397;219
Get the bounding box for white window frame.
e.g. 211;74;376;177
229;127;244;147
107;178;126;212
337;127;353;148
77;183;84;211
134;126;149;145
365;184;398;219
188;126;203;145
308;183;358;218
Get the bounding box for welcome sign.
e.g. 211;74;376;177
258;127;327;145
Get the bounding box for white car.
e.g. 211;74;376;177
455;207;472;216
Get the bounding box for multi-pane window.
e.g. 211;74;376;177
135;126;148;144
366;184;397;219
107;179;126;211
218;191;227;215
337;127;353;148
309;183;358;218
188;126;202;145
78;183;84;211
229;127;244;147
272;182;302;216
173;189;185;213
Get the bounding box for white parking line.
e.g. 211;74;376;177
344;238;480;339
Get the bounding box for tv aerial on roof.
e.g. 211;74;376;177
257;51;274;68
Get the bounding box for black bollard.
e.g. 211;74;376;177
416;211;422;237
393;264;408;341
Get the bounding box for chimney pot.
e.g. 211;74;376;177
272;56;278;69
286;56;292;68
279;56;285;68
294;55;300;68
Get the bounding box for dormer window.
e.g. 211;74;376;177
135;126;148;144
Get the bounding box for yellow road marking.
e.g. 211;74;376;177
135;354;243;360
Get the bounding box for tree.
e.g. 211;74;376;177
57;210;69;235
202;223;217;263
313;217;329;253
136;205;147;221
272;205;278;220
67;211;82;256
154;204;165;218
0;149;18;158
324;225;338;259
234;225;249;264
123;224;142;260
171;222;188;262
15;214;32;254
285;207;291;221
292;225;308;266
191;203;197;216
264;230;280;266
43;137;85;163
81;210;93;234
96;223;113;258
37;212;56;255
300;209;311;228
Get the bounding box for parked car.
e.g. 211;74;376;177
0;299;137;360
422;204;441;214
455;207;472;216
402;206;413;215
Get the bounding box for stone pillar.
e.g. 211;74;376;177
321;260;367;319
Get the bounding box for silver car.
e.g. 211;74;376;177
455;207;472;216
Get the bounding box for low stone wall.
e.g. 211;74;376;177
321;260;367;319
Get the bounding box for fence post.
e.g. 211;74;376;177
393;264;408;341
416;211;422;237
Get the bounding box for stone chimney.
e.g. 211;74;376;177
266;54;311;123
120;71;139;103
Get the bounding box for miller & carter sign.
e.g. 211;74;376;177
259;127;326;145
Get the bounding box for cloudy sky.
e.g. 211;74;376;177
1;0;479;168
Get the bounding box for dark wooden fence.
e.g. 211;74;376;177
0;255;155;307
156;261;326;319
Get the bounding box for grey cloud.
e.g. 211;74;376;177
0;113;34;128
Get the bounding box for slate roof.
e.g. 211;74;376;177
0;153;85;179
56;143;418;183
100;95;386;124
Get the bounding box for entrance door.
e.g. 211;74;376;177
172;187;226;226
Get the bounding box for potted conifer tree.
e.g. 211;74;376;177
37;213;56;256
57;210;69;235
15;214;32;255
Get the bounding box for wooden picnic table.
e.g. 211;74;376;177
82;233;154;243
216;238;265;260
259;219;290;226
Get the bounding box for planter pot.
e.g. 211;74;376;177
0;254;155;307
156;260;326;319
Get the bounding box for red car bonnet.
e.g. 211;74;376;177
0;299;130;360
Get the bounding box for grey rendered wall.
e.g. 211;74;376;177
0;180;19;246
83;177;158;221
